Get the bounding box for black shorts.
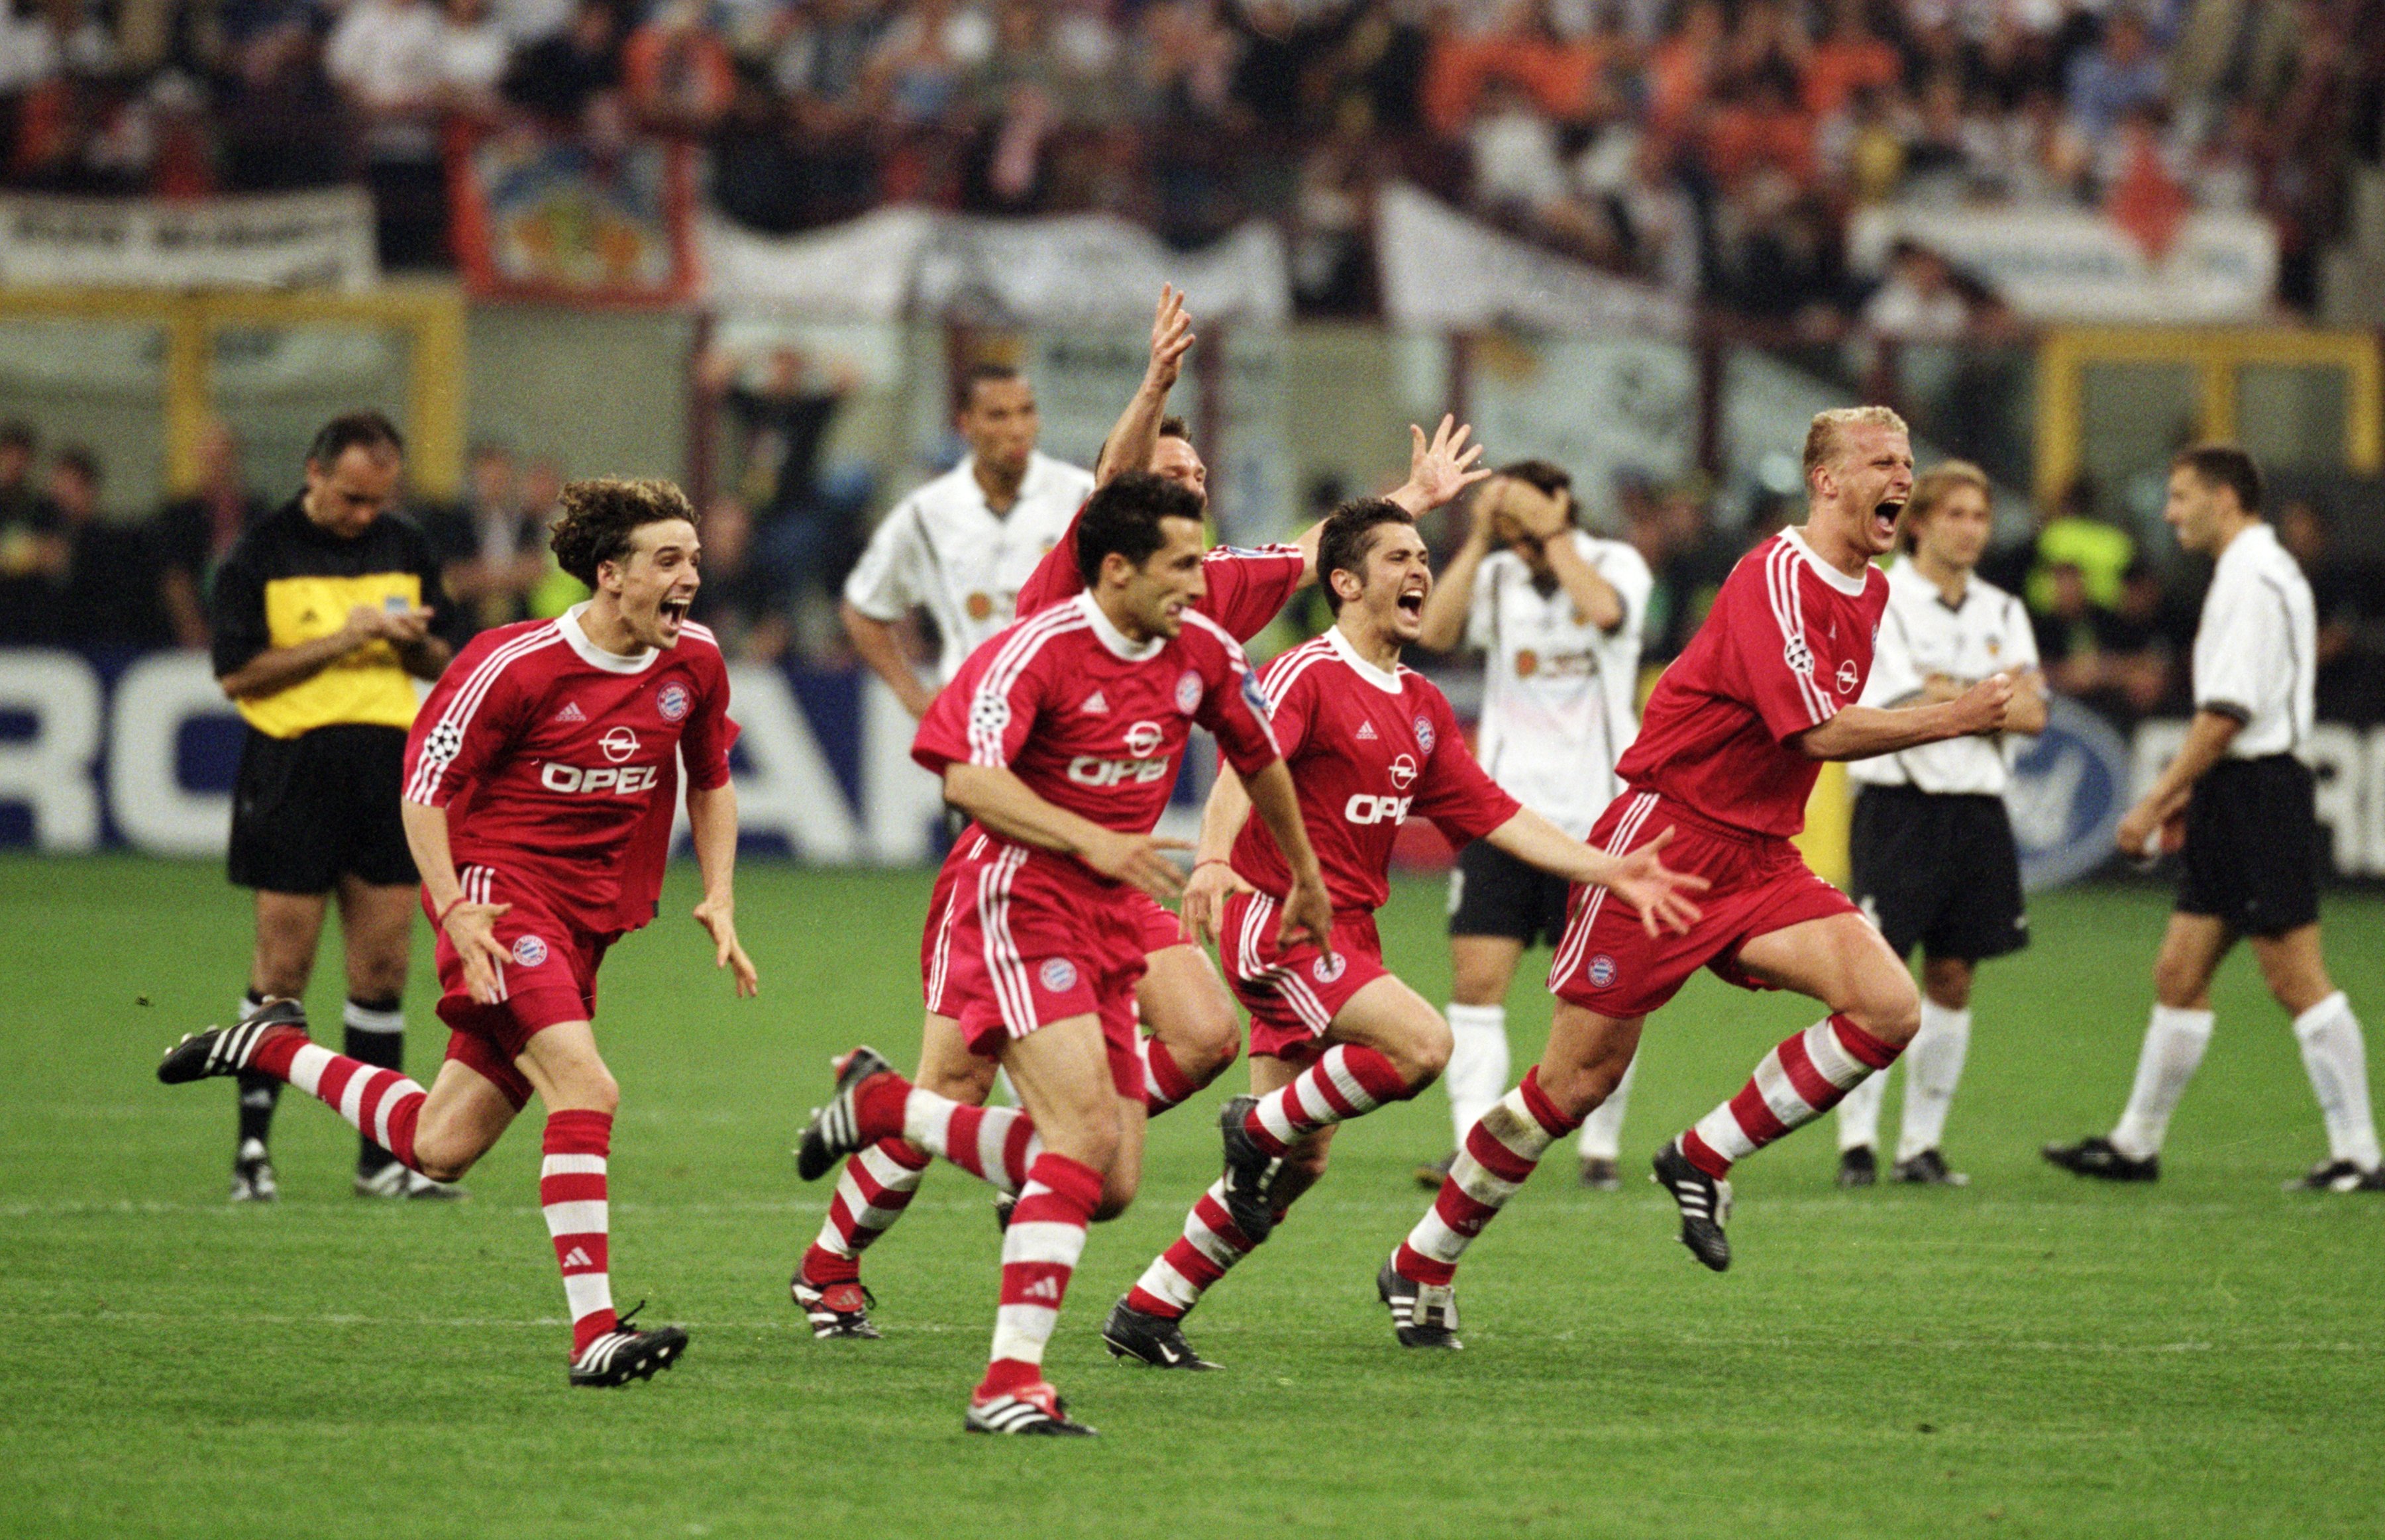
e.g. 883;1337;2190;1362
227;723;418;894
2178;755;2321;937
1448;837;1573;949
1848;784;2028;963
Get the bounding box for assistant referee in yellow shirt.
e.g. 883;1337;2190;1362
209;411;469;1201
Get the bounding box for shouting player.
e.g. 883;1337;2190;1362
1383;407;2015;1343
790;290;1485;1337
1412;460;1654;1192
1098;498;1701;1370
794;472;1330;1435
158;478;758;1387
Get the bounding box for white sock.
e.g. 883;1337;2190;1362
2110;1004;2215;1161
2293;992;2382;1171
1836;1069;1885;1153
1576;1056;1636;1160
1443;1003;1510;1149
1896;1000;1972;1162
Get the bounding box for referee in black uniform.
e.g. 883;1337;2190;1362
209;411;470;1201
2046;445;2382;1190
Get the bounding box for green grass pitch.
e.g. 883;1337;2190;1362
3;854;2381;1538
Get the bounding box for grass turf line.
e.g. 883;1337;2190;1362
2;854;2380;1539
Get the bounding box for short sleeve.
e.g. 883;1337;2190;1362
1596;540;1657;642
1857;598;1923;708
1463;555;1499;652
2003;592;2041;672
1724;555;1840;741
1412;691;1519;843
843;500;926;622
678;655;740;791
401;635;527;807
208;540;269;678
1198;546;1306;642
1187;623;1281;778
2192;571;2281;722
912;629;1039;775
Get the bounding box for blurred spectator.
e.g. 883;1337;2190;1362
154;421;268;649
1652;478;1742;658
624;0;735;134
685;493;791;662
501;0;622;125
327;0;450;265
0;419;67;644
437;0;512;108
2023;478;2135;615
427;440;549;633
2037;556;2178;717
2066;8;2166;141
2278;497;2385;723
700;340;861;593
1861;239;1973;339
48;446;164;645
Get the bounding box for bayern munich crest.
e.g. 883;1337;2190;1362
512;935;549;968
1312;954;1346;984
1587;954;1616;988
657;682;691;721
1175;669;1202;715
1039;958;1078;993
1412;715;1435;754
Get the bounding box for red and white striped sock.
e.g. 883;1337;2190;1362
1242;1044;1411;1157
853;1074;1043;1194
1123;1178;1277;1319
1680;1014;1901;1178
1395;1066;1578;1286
248;1027;427;1172
1138;1036;1203;1115
802;1137;932;1286
541;1109;616;1357
979;1151;1103;1400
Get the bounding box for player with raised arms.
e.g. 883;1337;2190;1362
1098;498;1703;1370
1381;407;2016;1346
790;288;1486;1339
156;478;757;1387
792;470;1332;1435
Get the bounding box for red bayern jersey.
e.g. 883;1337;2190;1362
1231;626;1518;915
1013;503;1305;644
1616;526;1889;838
403;605;739;934
912;591;1281;865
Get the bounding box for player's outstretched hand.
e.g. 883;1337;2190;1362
1144;283;1195;393
1085;830;1192;903
1277;868;1336;963
1606;827;1709;937
1948;672;2014;737
1393;414;1491;513
694;895;759;997
443;900;514;1005
1181;858;1253;950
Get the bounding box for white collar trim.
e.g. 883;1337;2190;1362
559;603;660;674
1076;591;1165;662
1327;622;1404;693
1783;526;1871;596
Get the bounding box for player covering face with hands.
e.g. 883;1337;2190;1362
158;478;756;1388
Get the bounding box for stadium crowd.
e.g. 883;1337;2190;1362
1;0;2376;311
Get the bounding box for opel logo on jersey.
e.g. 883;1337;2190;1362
1412;715;1436;754
1124;720;1164;756
600;726;641;763
512;934;549;968
1175;670;1202;715
657;682;690;721
1836;659;1859;695
1388;753;1418;790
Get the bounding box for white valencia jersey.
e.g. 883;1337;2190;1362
2192;521;2315;758
1848;558;2037;794
843;450;1094;682
1466;532;1654;838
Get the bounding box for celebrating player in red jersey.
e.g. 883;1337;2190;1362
793;472;1331;1435
791;289;1486;1338
1096;499;1705;1370
158;478;758;1388
1381;408;2017;1341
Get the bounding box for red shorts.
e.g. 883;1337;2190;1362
920;831;1149;1099
1218;890;1389;1065
428;864;618;1109
922;849;1191;1010
1548;789;1858;1020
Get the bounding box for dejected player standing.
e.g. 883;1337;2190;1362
1100;499;1701;1368
792;472;1332;1435
1383;407;2015;1337
158;478;759;1386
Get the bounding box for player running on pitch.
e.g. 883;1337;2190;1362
1098;497;1703;1370
1381;407;2015;1345
794;472;1332;1435
157;478;758;1387
790;289;1487;1339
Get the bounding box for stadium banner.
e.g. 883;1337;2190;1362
700;208;1292;325
450;128;699;305
1846;206;2277;324
1373;183;1689;338
0;189;378;291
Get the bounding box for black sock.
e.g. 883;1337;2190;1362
344;996;406;1174
235;990;276;1154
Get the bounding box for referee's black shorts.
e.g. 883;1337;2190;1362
2177;754;2321;937
227;723;418;894
1848;784;2028;963
1448;837;1573;950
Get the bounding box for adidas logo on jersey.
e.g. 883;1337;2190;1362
1079;691;1110;715
556;702;587;724
560;1246;594;1268
1355;721;1377;741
